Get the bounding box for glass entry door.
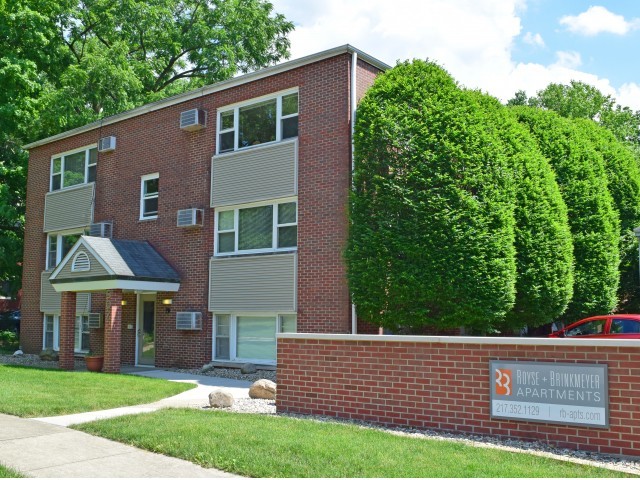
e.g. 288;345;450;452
137;294;156;366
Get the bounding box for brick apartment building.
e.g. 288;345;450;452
21;45;387;372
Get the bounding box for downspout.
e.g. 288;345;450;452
350;50;358;335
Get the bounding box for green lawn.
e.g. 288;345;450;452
0;365;194;417
75;409;633;478
0;464;23;477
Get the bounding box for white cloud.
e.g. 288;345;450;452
553;51;582;69
617;83;640;110
523;32;544;47
559;6;640;36
270;0;639;110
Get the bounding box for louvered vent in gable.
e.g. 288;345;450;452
71;252;91;272
176;312;202;330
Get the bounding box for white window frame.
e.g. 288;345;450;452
50;145;98;192
140;173;159;220
75;314;90;353
214;198;297;256
42;314;60;351
46;229;87;270
212;313;296;365
216;88;298;154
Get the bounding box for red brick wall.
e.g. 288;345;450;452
23;52;383;367
277;335;640;458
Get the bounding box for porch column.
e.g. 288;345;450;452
104;289;123;373
59;291;76;370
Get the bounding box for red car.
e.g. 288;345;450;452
549;314;640;338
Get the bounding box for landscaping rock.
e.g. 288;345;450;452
13;350;23;356
208;389;234;408
39;348;59;361
240;363;257;374
249;379;277;400
200;362;216;374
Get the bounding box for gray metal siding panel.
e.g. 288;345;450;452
40;271;90;313
54;245;110;280
209;254;296;312
211;140;297;207
43;183;95;232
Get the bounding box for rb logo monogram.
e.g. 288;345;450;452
495;369;512;396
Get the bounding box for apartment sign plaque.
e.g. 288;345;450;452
490;361;608;428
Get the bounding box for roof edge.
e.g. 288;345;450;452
24;44;389;151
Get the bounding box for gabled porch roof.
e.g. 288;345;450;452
49;236;180;293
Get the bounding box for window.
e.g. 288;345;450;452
75;315;90;352
140;173;159;219
43;314;90;352
217;91;298;153
46;231;85;269
565;319;606;337
610;318;640;334
214;314;296;363
43;314;59;350
215;200;297;255
50;146;98;191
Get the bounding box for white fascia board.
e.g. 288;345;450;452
276;333;640;348
24;45;390;151
52;279;180;293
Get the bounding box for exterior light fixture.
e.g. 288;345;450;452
162;298;173;305
121;300;127;306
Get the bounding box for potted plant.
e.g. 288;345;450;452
85;349;104;372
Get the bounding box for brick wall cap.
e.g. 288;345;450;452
276;333;640;347
24;45;389;151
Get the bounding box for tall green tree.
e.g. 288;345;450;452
466;91;573;330
574;118;640;312
348;60;518;333
0;0;293;295
512;107;620;321
509;82;640;150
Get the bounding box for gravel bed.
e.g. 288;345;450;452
169;366;277;383
3;353;637;474
0;353;86;370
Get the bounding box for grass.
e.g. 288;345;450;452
0;464;23;477
75;409;633;478
0;365;194;417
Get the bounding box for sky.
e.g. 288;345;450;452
269;0;640;110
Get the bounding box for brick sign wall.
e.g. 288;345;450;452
276;334;640;457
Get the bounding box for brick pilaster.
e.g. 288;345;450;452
104;289;122;373
59;291;76;370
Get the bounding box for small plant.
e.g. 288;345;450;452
0;330;19;353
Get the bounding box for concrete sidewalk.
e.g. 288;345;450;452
33;367;252;427
0;414;238;478
0;368;255;477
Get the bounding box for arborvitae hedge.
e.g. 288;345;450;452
464;91;573;329
512;107;620;321
348;60;517;333
574;118;640;311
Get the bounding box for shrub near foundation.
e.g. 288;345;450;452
348;60;517;333
513;107;620;321
464;91;573;330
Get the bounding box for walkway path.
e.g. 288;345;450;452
0;367;252;477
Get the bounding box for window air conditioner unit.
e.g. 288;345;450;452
177;208;203;228
89;222;113;238
88;313;103;329
98;136;116;152
180;109;207;131
176;312;203;331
